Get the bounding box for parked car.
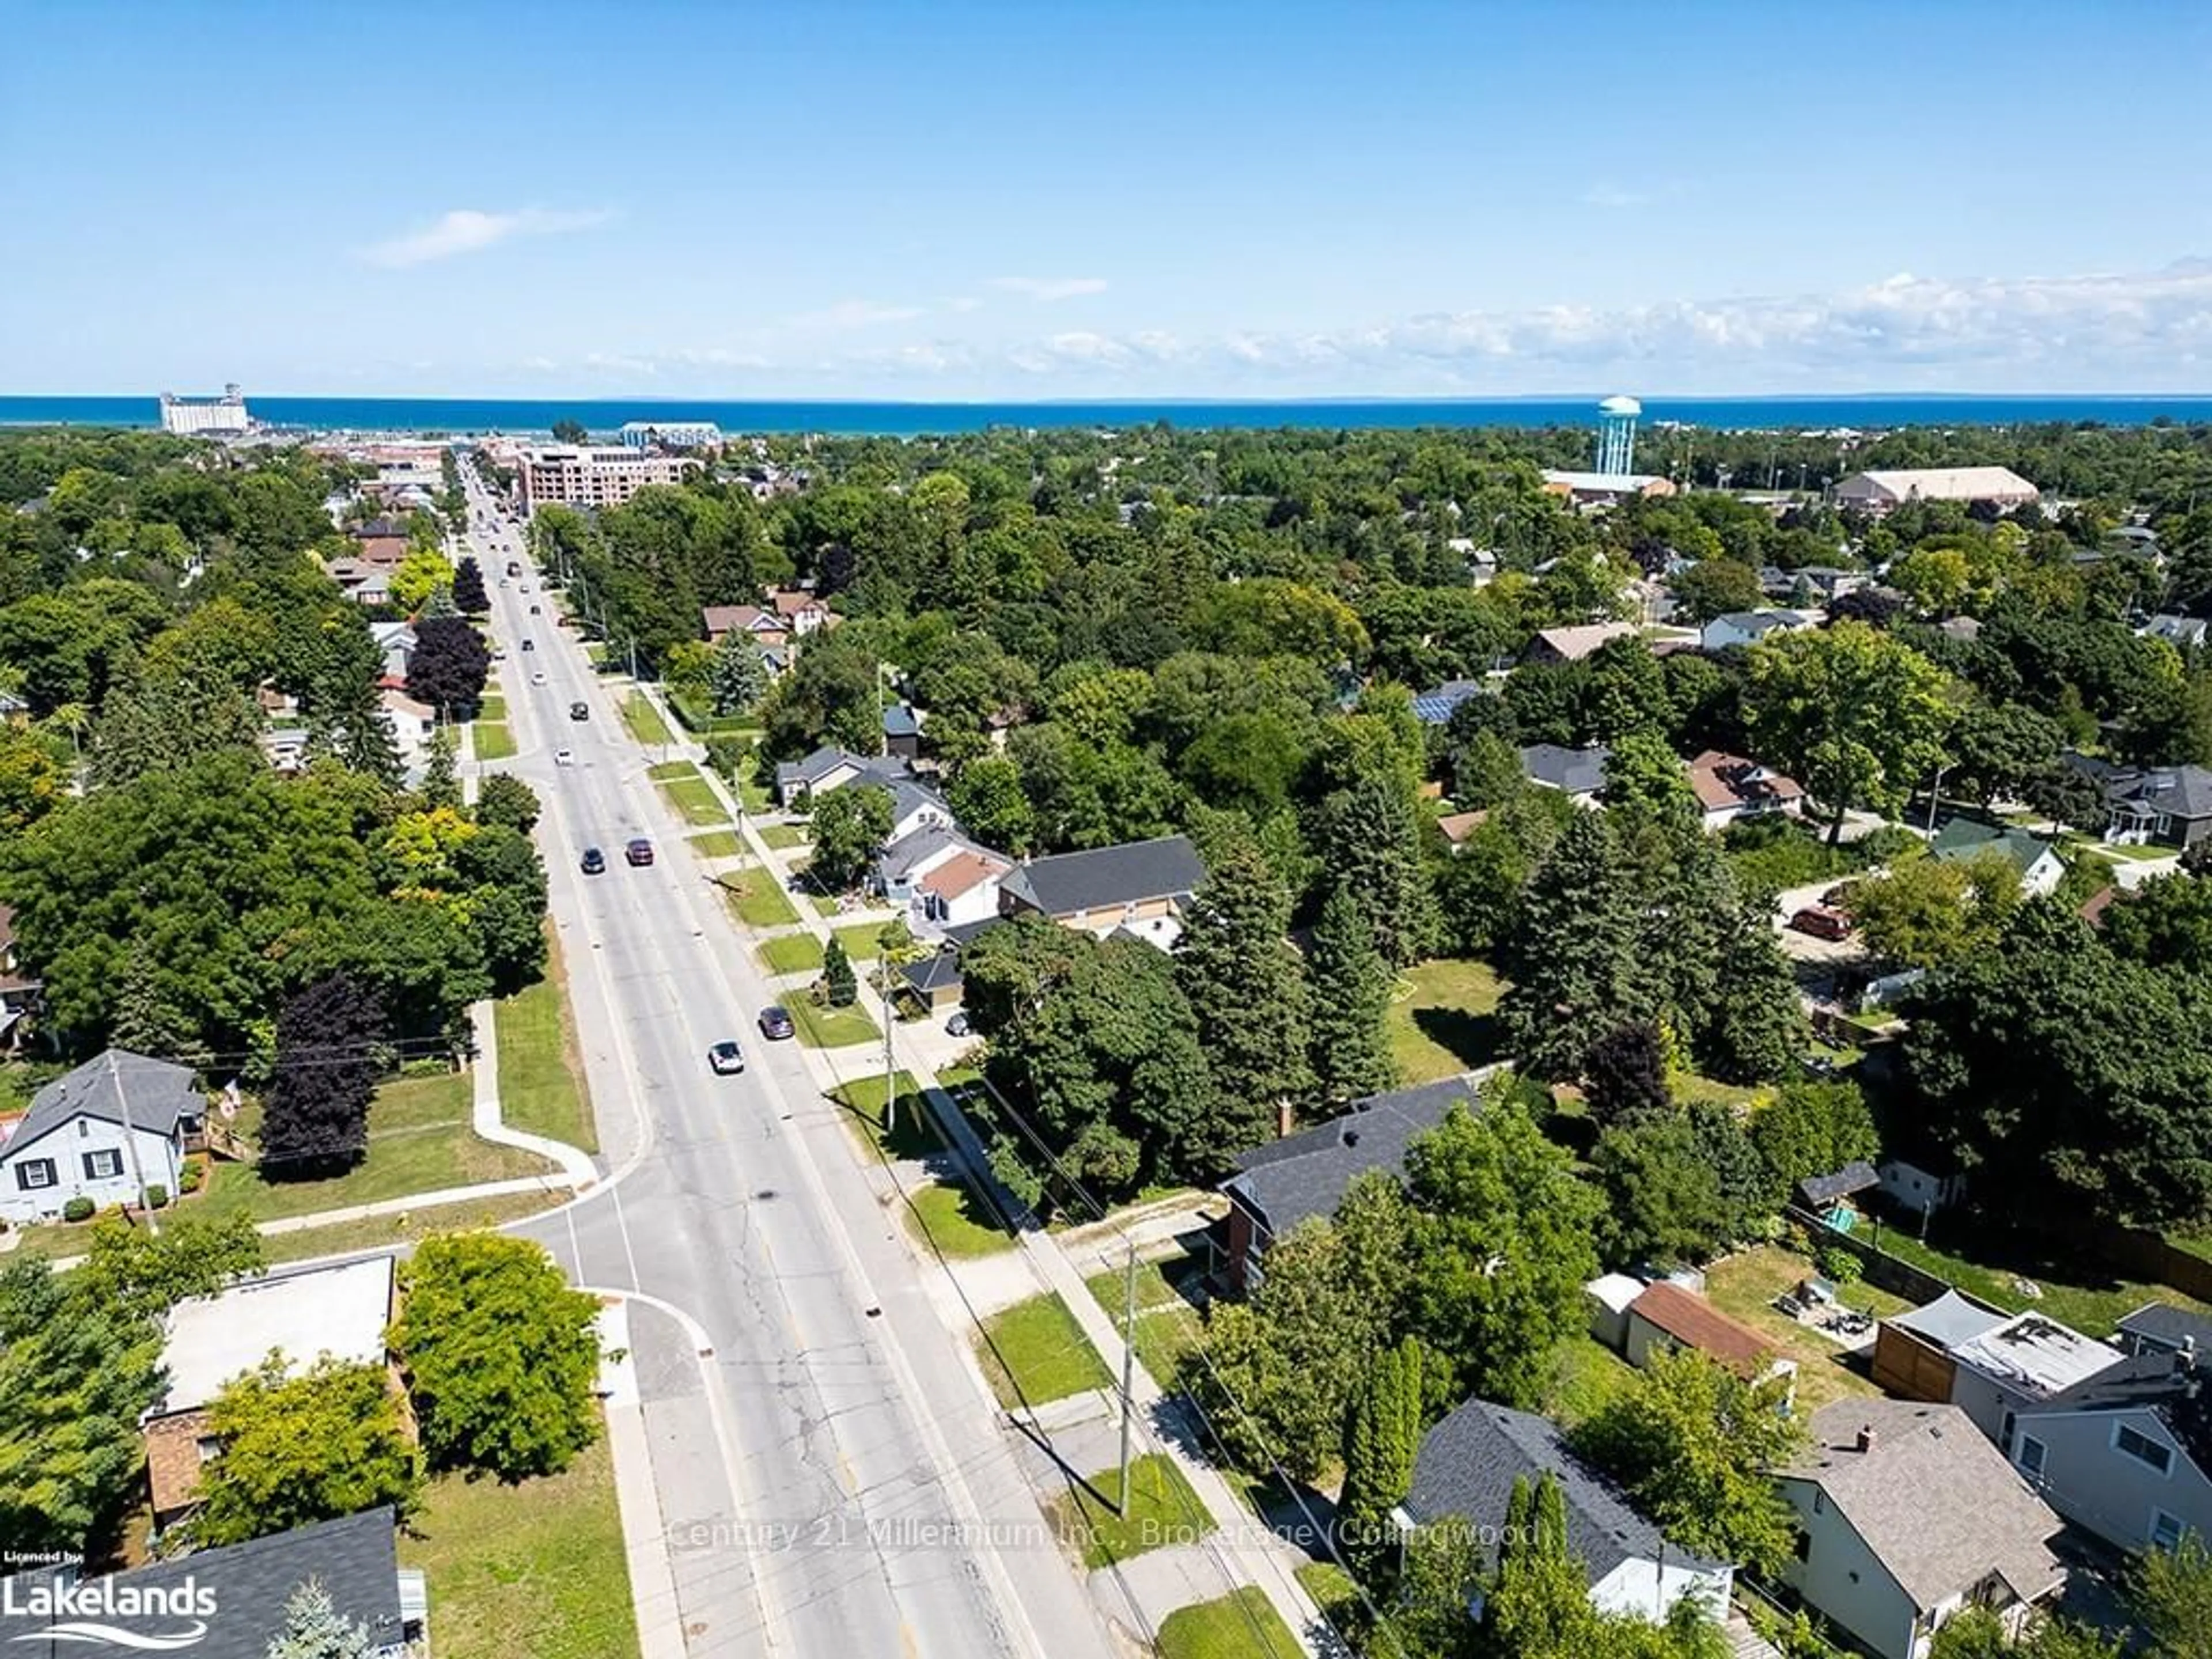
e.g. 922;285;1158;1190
581;847;605;874
625;838;654;867
1789;904;1853;941
707;1040;745;1075
757;1006;795;1040
570;701;589;721
554;747;575;766
945;1012;971;1038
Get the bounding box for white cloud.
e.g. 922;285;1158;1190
361;207;610;268
788;299;929;331
988;276;1110;302
945;296;984;313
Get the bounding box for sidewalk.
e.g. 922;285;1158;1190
628;680;1334;1657
467;999;600;1190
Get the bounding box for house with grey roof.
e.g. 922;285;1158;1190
0;1507;423;1657
1219;1077;1479;1291
2116;1301;2212;1361
772;745;914;808
1397;1399;1733;1624
998;834;1207;948
2008;1349;2212;1554
2141;613;2210;652
2087;757;2212;849
1412;679;1488;726
0;1050;200;1224
1928;820;2065;898
882;702;923;762
1777;1400;2066;1659
1700;608;1821;653
1520;743;1609;804
1872;1297;2126;1448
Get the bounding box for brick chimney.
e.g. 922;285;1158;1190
1855;1425;1877;1453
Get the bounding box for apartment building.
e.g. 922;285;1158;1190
517;446;700;513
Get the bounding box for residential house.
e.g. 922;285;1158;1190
350;515;411;566
0;1508;425;1657
1620;1281;1798;1402
700;603;790;650
1701;608;1821;653
772;747;914;808
1412;679;1490;726
1792;567;1872;603
1929;820;2065;898
885;776;955;844
0;906;38;1051
883;702;923;763
2116;1302;2212;1362
998;834;1207;949
1435;809;1489;851
897;948;969;1016
768;588;834;635
2008;1351;2212;1555
1872;1297;2125;1449
1797;1161;1881;1214
259;726;311;773
1396;1399;1732;1623
1686;749;1804;828
2067;752;2212;849
1520;743;1610;805
1220;1077;1479;1291
324;556;393;605
1775;1399;2066;1659
370;620;418;680
1525;621;1640;666
1835;467;2041;515
2140;614;2210;652
876;824;1010;923
0;1050;200;1225
378;687;438;764
143;1256;398;1531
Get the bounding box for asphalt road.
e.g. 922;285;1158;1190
458;482;1118;1659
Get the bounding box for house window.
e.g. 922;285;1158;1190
2153;1509;2188;1553
2117;1424;2175;1475
2018;1436;2047;1479
13;1158;55;1191
81;1149;123;1180
196;1436;223;1465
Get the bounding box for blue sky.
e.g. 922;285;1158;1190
9;0;2212;397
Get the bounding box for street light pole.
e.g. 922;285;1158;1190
1117;1239;1137;1517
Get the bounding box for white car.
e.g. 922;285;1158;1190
554;748;575;766
532;671;548;686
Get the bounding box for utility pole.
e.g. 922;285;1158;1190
881;935;897;1138
110;1048;159;1238
1117;1239;1137;1516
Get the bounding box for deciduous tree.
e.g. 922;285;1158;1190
260;975;385;1176
808;783;893;892
195;1356;421;1547
406;617;491;719
450;556;489;614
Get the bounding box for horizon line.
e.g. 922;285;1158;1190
10;389;2212;407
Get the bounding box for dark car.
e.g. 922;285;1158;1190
506;560;520;577
520;639;535;652
707;1040;746;1075
757;1006;796;1041
529;604;541;615
625;838;654;867
581;847;605;874
946;1012;971;1038
1789;904;1853;941
570;701;589;721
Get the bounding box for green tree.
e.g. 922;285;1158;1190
1749;1079;1880;1192
1702;900;1807;1083
1319;772;1438;968
1582;638;1671;743
1408;1089;1601;1406
1582;1022;1669;1127
195;1355;422;1547
1571;1348;1805;1575
1305;885;1399;1111
388;546;454;613
1600;731;1697;823
1668;559;1766;624
550;418;588;444
1338;1337;1424;1570
2131;1528;2212;1659
1175;838;1312;1141
263;1579;375;1659
1744;620;1954;843
821;935;858;1007
948;753;1035;854
474;772;541;834
807;782;893;892
395;1233;601;1479
1849;849;2021;970
1593;1112;1734;1268
709;631;770;716
91;667;263;786
74;1211;264;1323
1498;812;1645;1080
662;638;714;707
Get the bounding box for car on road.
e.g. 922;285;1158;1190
519;582;532;593
505;560;520;576
625;838;654;867
946;1012;971;1037
569;701;589;721
520;639;535;652
757;1006;796;1040
581;847;605;874
707;1040;746;1075
529;604;541;615
554;747;575;766
1788;904;1853;941
532;671;547;685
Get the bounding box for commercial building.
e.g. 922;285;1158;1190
1834;467;2040;515
619;419;722;450
158;384;250;435
517;446;700;514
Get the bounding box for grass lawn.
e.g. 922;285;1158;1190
472;723;517;762
190;1072;552;1226
658;773;731;827
759;823;809;850
808;891;841;916
1049;1452;1210;1569
721;869;801;930
1676;1073;1767;1111
834;1070;937;1161
497;950;596;1153
976;1292;1112;1409
834;921;903;963
1706;1245;1906;1413
1083;1258;1206;1388
620;692;675;748
400;1411;639;1659
1387;957;1506;1084
687;828;745;858
1156;1588;1304;1659
1541;1333;1638;1426
1297;1562;1361;1628
476;694;508;722
906;1180;1015;1259
788;996;878;1049
757;932;826;976
1859;1222;2206;1338
259;1191;566;1266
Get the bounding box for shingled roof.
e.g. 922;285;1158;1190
1225;1078;1477;1243
999;835;1206;919
3;1050;200;1160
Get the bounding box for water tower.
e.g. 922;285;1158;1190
1597;394;1641;476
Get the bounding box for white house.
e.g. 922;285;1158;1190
378;687;438;764
1700;608;1821;653
0;1050;200;1224
876;824;1012;927
1776;1400;2066;1659
1397;1399;1733;1624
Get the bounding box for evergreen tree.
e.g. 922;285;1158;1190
450;556;490;614
1497;812;1647;1080
418;727;461;811
1582;1022;1669;1127
111;954;190;1056
90;669;262;787
1305;886;1397;1111
1175;838;1312;1145
260;975;385;1176
1337;1337;1423;1573
1318;772;1438;968
821;936;858;1007
1702;900;1807;1082
709;631;770;716
263;1579;373;1659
